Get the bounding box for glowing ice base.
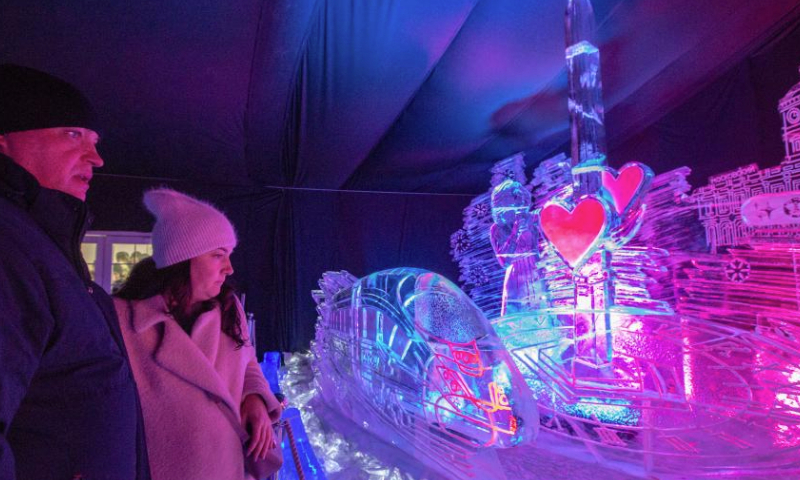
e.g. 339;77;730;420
309;183;800;478
478;159;800;477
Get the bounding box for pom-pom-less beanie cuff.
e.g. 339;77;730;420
143;189;237;268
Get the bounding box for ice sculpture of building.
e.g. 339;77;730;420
692;68;800;252
449;6;800;478
690;159;800;251
781;67;800;163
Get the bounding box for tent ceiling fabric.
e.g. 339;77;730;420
2;0;800;194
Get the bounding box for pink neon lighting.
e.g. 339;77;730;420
434;339;487;377
602;164;645;214
540;198;607;267
428;337;520;447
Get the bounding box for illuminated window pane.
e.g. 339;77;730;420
81;243;98;281
111;242;153;293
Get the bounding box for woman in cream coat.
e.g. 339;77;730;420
114;189;282;480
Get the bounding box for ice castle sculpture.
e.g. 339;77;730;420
310;1;800;477
692;67;800;252
782;68;800;163
449;3;800;478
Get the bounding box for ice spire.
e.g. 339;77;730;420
778;64;800;164
566;0;606;195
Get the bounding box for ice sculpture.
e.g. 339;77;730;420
307;5;800;478
451;153;530;320
692;67;800;252
565;0;606;173
449;156;800;477
534;0;657;373
781;66;800;163
453;4;800;478
311;269;537;479
489;179;544;316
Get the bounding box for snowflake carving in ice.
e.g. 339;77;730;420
466;263;490;286
724;258;751;283
450;229;471;257
470;202;490;219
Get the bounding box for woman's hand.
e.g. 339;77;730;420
241;394;275;459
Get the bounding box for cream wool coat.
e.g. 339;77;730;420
114;295;282;480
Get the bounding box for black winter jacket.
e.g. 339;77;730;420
0;154;150;480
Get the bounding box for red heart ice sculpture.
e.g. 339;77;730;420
540;198;608;268
602;164;645;214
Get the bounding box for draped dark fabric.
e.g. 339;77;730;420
277;0;483;190
7;0;800;353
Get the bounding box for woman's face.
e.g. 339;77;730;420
190;248;234;304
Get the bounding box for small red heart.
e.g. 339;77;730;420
602;164;645;214
540;198;608;267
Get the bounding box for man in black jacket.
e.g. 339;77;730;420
0;64;150;480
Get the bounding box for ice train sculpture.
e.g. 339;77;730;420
311;269;537;479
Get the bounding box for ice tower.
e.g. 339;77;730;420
566;0;606;193
563;0;614;369
780;67;800;163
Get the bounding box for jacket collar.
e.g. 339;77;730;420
0;153;93;281
130;294;174;333
131;295;219;337
0;152;40;206
131;296;239;414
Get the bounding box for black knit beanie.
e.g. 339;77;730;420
0;64;99;134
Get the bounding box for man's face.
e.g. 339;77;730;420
0;127;103;201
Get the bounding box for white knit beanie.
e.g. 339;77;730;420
143;188;238;268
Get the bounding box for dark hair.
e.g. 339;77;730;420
114;257;246;348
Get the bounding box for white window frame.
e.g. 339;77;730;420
83;231;152;293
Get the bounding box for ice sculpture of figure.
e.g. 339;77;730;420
489;180;542;316
450;153;530;321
